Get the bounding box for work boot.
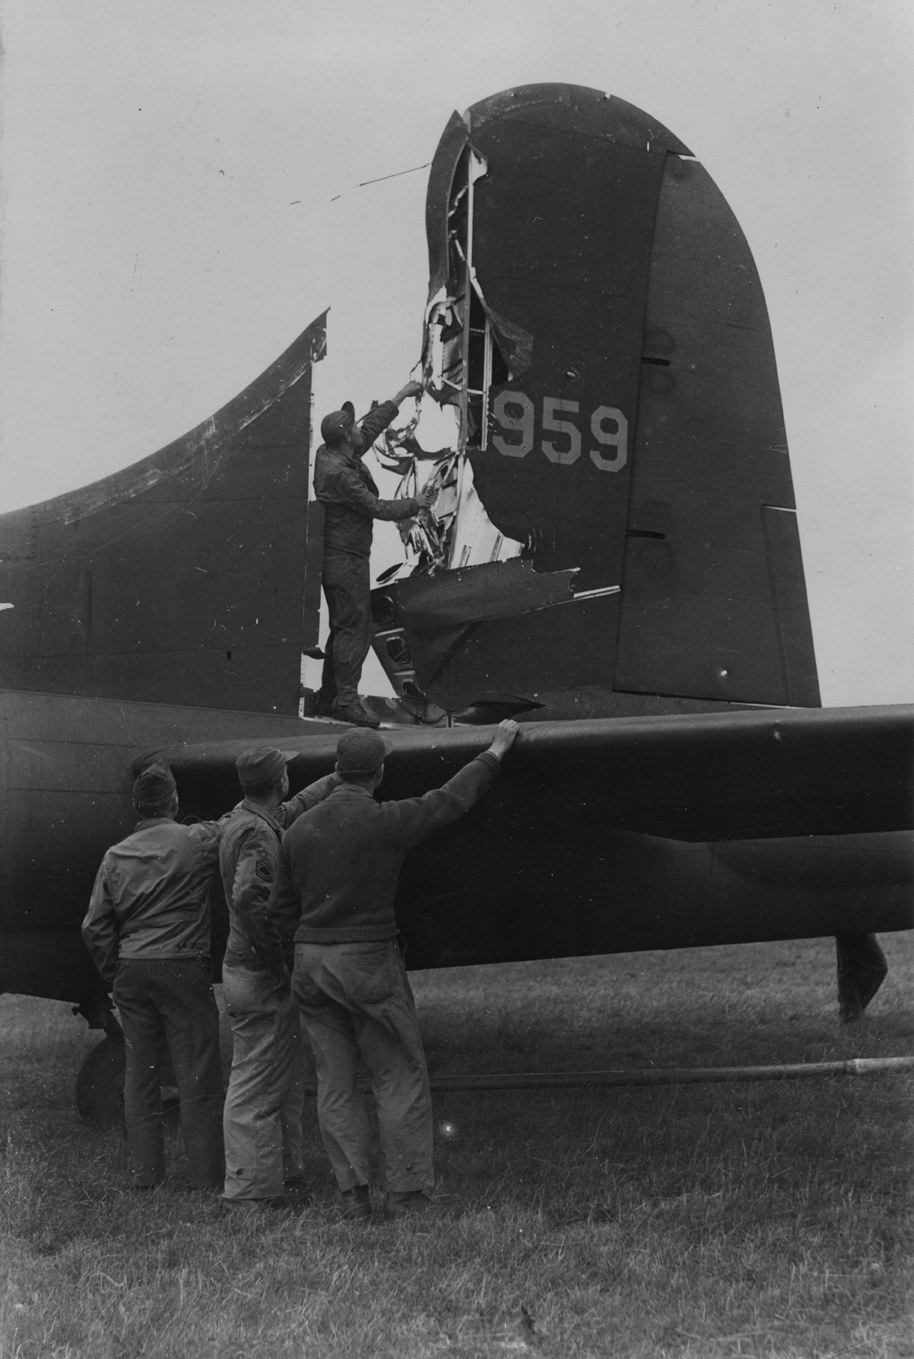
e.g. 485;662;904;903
383;1190;433;1220
313;698;336;717
339;1185;372;1221
335;702;380;729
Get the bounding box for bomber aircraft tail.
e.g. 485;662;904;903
368;85;820;721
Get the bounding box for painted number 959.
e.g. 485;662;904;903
491;392;628;472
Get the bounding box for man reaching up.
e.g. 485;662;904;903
313;381;436;727
269;720;519;1219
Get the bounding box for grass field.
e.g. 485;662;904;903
1;934;912;1358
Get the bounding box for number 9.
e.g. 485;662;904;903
492;391;534;458
590;407;628;471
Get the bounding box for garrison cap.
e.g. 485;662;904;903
320;401;356;445
336;728;392;776
133;761;176;802
236;745;295;793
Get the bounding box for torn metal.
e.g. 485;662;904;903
373;558;579;696
368;120;577;708
375;135;533;580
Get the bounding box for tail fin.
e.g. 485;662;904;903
372;85;819;716
612;149;819;707
0;314;326;714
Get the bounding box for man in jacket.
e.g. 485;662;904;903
268;719;519;1220
313;381;436;727
82;762;227;1191
219;745;339;1212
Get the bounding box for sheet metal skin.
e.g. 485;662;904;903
157;705;914;970
373;560;578;694
389;84;819;715
615;156;819;705
0;314;326;713
466;92;670;588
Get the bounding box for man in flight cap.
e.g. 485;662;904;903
313;380;437;727
268;718;519;1220
82;761;229;1191
219;745;339;1213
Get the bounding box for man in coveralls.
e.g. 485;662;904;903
82;762;227;1190
268;719;519;1220
219;745;339;1213
313;380;436;727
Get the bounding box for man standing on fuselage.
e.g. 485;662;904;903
313;381;436;728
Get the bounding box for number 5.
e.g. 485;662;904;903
542;398;581;465
590;407;628;471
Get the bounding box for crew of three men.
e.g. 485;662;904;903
82;720;519;1219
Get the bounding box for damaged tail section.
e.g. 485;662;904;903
374;134;528;580
371;84;820;720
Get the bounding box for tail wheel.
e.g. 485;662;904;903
76;1033;126;1128
76;1034;182;1128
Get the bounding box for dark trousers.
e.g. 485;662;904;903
112;957;224;1188
317;551;373;708
834;933;888;1021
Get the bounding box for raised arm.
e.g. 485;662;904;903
389;719;520;850
277;771;341;830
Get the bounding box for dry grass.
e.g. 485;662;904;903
1;934;912;1357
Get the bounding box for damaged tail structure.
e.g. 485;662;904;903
369;84;820;721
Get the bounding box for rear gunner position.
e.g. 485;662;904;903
269;720;519;1219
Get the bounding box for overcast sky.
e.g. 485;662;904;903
1;0;911;706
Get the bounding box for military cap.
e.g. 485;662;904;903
336;728;392;776
320;401;356;445
236;745;295;793
133;760;176;802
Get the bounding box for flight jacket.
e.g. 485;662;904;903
313;400;423;559
82;816;228;984
268;751;501;946
219;772;339;975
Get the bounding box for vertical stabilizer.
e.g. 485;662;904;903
376;86;819;716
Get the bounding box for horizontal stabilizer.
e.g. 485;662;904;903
161;702;914;843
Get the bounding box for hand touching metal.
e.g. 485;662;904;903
488;719;520;760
